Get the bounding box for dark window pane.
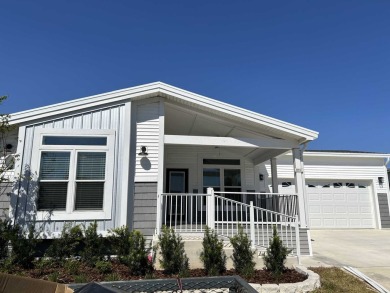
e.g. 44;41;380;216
40;152;70;180
38;182;67;211
43;136;107;146
282;182;292;187
203;168;220;187
224;169;241;187
75;182;104;210
203;159;240;165
76;152;106;180
224;187;242;201
169;172;185;193
333;182;343;188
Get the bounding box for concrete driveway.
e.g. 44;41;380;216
299;229;390;290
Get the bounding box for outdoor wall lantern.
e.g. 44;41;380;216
378;177;384;185
259;173;264;181
138;146;148;156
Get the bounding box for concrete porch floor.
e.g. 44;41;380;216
158;229;390;290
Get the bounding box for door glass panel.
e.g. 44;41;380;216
224;169;241;187
169;172;185;193
203;168;220;187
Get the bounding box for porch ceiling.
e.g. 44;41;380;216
165;102;298;142
164;144;289;165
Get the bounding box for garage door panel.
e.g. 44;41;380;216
306;180;374;229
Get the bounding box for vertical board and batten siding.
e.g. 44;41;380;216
15;105;126;234
135;102;160;182
378;193;390;228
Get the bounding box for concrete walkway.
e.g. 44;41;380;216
174;229;390;290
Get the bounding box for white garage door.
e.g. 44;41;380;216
306;181;374;228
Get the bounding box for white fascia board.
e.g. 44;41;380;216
9;81;318;142
304;151;390;160
164;134;298;149
9;82;162;125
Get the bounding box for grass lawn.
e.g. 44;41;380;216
310;267;376;293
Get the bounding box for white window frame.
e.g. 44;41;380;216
31;129;115;221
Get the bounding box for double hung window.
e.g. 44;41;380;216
32;129;115;220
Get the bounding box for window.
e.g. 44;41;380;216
346;183;355;188
322;184;330;188
333;182;343;188
32;129;115;220
308;184;316;188
281;182;292;187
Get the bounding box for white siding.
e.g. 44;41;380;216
264;154;389;193
164;145;255;192
13;104;126;235
135;102;160;181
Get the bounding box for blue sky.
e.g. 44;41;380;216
1;1;389;152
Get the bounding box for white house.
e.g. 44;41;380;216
2;82;390;256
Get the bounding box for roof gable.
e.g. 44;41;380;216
9;82;318;142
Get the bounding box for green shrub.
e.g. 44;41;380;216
0;219;18;264
121;230;153;276
8;224;40;268
229;226;256;277
64;259;80;275
81;222;105;266
158;226;189;276
200;226;226;276
108;226;131;257
46;224;83;261
95;260;112;274
263;225;292;278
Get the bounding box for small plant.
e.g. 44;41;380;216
46;224;83;261
105;273;120;282
263;225;292;279
121;230;153;276
200;226;226;276
64;259;80;275
48;271;60;282
82;222;105;266
158;226;189;276
108;226;131;258
229;226;256;277
34;258;55;275
95;260;112;274
74;274;88;283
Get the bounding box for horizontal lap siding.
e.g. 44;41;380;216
14;105;126;235
378;193;390;228
264;156;389;193
133;182;157;238
135;102;160;182
0;182;12;220
165;145;255;191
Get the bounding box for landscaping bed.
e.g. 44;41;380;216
4;261;307;285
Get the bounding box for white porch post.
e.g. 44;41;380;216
270;158;279;194
292;148;308;227
207;187;215;230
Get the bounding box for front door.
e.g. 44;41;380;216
166;169;188;223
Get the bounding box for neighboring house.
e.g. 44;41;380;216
3;82;390;256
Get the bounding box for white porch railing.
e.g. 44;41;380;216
158;188;300;260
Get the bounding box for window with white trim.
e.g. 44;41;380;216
32;130;115;220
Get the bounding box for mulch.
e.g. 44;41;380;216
8;261;307;285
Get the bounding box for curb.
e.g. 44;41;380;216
250;266;321;293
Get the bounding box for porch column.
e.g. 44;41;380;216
292;148;308;227
270;158;279;194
